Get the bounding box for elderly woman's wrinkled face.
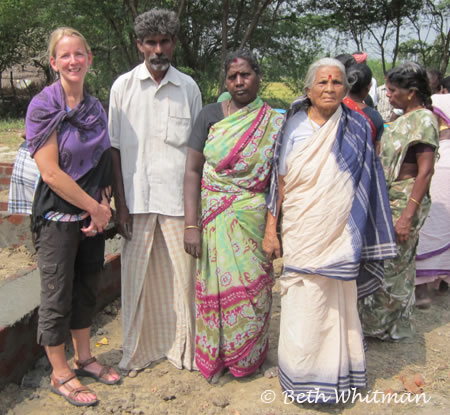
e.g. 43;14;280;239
307;66;346;117
225;58;260;107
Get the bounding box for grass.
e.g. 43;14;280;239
0;118;25;151
261;81;301;110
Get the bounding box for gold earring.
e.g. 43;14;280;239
408;95;412;101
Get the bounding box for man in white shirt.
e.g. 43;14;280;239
109;8;202;374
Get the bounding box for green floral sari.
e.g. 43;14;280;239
195;97;283;379
359;109;439;341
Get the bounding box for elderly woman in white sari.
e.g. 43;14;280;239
263;58;397;403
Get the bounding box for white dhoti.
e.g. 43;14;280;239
119;213;195;371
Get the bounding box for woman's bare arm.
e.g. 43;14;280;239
262;175;285;259
183;148;205;258
395;149;435;244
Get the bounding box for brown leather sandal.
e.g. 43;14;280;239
50;373;98;407
74;356;121;385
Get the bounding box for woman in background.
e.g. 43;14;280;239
344;63;384;153
415;91;450;305
359;63;439;341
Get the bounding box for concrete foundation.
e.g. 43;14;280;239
0;247;122;390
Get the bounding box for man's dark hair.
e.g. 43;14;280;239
134;8;179;41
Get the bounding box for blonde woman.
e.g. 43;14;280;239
26;28;119;407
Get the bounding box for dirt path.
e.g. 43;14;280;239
1;279;449;415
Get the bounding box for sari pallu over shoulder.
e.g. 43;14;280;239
201;98;283;226
268;96;397;298
380;109;439;187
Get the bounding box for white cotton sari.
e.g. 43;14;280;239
278;106;367;402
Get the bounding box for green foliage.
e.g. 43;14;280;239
0;118;24;131
366;59;392;86
1;0;447;116
307;0;426;73
0;118;25;151
0;0;322;105
261;81;301;109
0;0;43;73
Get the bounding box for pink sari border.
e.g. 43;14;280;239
195;317;270;379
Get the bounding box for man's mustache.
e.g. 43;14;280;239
149;55;170;65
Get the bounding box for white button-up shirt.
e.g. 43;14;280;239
109;64;202;216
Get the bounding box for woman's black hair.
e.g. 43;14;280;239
334;54;357;71
386;62;433;110
442;76;450;91
224;49;261;76
347;63;372;94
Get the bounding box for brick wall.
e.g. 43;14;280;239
0;162;13;193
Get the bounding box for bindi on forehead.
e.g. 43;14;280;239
328;74;332;80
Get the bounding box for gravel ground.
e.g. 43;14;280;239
1;279;449;415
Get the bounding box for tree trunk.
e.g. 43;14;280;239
238;0;274;49
10;71;16;97
127;0;138;19
218;0;229;94
177;0;186;17
440;29;450;75
392;16;402;67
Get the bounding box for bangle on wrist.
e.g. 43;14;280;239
410;197;420;206
185;225;201;231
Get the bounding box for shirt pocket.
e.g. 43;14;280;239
165;104;192;148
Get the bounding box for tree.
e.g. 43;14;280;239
175;0;320;102
401;0;450;73
308;0;426;73
1;0;319;106
0;0;44;90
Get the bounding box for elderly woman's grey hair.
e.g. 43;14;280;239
134;8;180;41
223;49;261;76
304;58;350;93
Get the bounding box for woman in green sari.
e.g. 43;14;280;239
184;50;283;382
359;63;439;342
